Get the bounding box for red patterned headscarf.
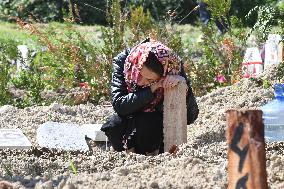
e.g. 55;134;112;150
124;41;180;112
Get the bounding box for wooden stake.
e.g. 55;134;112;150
226;110;268;189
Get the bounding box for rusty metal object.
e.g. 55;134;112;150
226;110;268;189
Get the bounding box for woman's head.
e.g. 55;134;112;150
137;51;163;86
124;41;179;89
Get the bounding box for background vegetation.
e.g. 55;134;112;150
0;0;283;108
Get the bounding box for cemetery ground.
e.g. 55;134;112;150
0;65;284;188
0;21;284;188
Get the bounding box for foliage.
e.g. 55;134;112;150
126;0;198;25
0;38;18;106
184;1;246;96
13;19;111;105
2;163;13;177
11;69;45;108
0;54;13;106
276;61;284;82
203;0;231;19
1;0;283;107
101;0;126;62
0;0;64;22
69;159;78;176
126;6;155;46
246;5;278;44
0;0;199;25
0;0;282;27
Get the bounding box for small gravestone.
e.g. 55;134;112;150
81;124;107;141
241;47;263;78
37;122;89;151
0;129;32;149
0;105;15;114
16;45;29;72
264;34;283;67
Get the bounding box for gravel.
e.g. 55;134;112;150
0;64;283;189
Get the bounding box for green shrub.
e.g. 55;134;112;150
277;61;284;82
0;0;63;22
0;54;13;106
0;38;18;106
184;1;245;96
246;5;278;43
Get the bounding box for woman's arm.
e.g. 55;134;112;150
111;49;155;116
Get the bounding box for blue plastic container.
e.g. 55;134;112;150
261;84;284;142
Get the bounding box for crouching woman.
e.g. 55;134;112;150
101;39;199;155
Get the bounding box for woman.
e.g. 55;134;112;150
101;38;199;155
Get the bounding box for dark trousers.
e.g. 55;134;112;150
101;112;163;155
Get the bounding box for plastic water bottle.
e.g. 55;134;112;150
261;84;284;142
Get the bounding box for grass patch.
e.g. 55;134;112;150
0;21;104;48
0;21;39;47
0;21;201;48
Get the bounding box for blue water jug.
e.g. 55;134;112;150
261;84;284;142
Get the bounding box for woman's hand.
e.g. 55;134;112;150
150;78;164;92
163;75;185;89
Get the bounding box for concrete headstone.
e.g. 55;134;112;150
81;124;107;141
17;45;29;72
37;122;89;151
0;105;15;114
0;129;32;149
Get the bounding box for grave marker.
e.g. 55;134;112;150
226;110;268;189
37;122;89;151
0;129;32;149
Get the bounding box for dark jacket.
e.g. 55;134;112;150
110;48;199;125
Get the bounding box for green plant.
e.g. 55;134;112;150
276;61;284;81
181;1;247;96
246;5;278;43
203;0;231;19
69;159;77;176
263;79;271;89
0;38;18;106
2;163;13;177
0;54;13;106
125;6;155;46
15;19;109;104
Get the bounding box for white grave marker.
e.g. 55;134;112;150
16;45;29;72
264;34;283;67
241;47;263;78
0;129;32;149
37;122;89;151
81;124;107;141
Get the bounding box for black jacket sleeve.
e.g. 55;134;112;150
111;49;156;116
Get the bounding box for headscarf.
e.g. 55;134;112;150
124;41;180;112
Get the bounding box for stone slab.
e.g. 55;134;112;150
37;122;89;151
0;129;32;149
81;124;107;141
